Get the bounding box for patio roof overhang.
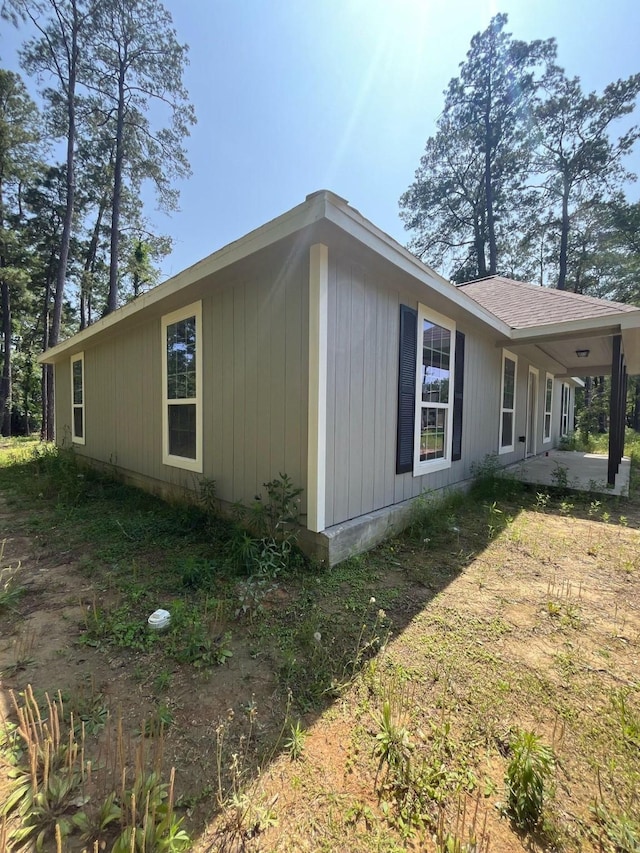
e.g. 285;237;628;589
499;316;640;377
492;314;640;488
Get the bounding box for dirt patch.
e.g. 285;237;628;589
1;472;640;851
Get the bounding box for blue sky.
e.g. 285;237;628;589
3;0;640;280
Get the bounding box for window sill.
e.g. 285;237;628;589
162;453;203;474
413;458;451;477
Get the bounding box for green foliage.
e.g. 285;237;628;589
111;770;191;853
179;555;217;590
81;601;159;652
505;730;555;830
470;454;523;501
0;565;26;613
284;720;307;761
592;800;640;853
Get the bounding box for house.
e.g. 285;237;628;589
40;191;640;564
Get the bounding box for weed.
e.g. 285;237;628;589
504;729;555;830
534;491;550;511
0;544;26;613
180;555;217;590
485;501;503;539
197;475;218;517
471;453;523;500
551;462;570;491
111;768;190;852
436;792;490;852
154;670;173;693
284;720;307;760
141;703;174;737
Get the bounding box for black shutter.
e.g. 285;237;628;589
396;304;418;474
452;331;465;462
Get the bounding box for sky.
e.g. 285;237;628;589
2;0;640;281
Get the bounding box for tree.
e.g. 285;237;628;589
87;0;195;314
401;14;555;279
19;0;96;437
0;68;41;435
534;70;640;290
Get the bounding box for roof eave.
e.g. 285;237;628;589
38;192;331;365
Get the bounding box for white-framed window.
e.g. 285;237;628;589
499;350;518;454
560;382;570;437
70;352;85;445
161;301;203;472
543;373;553;443
413;304;455;475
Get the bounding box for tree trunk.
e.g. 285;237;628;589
40;261;53;442
557;173;570;291
0;277;11;437
80;198;107;330
473;212;487;277
106;61;127;315
483;46;497;275
0;176;11;436
46;0;80;440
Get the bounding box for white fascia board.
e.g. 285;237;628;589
39;194;329;364
510;312;640;343
321;199;513;338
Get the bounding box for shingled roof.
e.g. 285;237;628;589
457;275;636;330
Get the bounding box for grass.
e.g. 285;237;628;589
0;437;639;851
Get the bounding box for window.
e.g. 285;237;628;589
560;382;570;437
413;305;456;474
161;301;202;472
543;373;553;443
71;352;85;445
499;350;517;454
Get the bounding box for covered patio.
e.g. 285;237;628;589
506;449;631;497
459;277;640;490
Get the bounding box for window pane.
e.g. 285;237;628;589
501;411;513;448
421;320;450;405
167;315;197;400
168;404;196;459
503;358;515;409
420;406;446;461
545;378;553;411
73;360;83;405
73;407;84;439
544;413;551;438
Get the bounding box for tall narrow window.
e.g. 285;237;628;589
499;350;517;454
543;373;553;443
414;305;455;475
560;382;570;437
71;352;85;445
162;301;202;472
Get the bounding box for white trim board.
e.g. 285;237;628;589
307;243;328;533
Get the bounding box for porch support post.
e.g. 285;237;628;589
307;243;328;533
608;334;623;486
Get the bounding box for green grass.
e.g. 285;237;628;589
1;437;639;852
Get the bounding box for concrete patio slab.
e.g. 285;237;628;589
505;450;630;497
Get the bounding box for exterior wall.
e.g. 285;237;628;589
323;251;567;529
54;254;310;511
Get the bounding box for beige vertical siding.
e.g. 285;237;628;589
55;253;309;511
324;251;559;529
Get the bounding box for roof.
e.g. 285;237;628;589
458;276;636;329
39;194;640;373
39;190;510;365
